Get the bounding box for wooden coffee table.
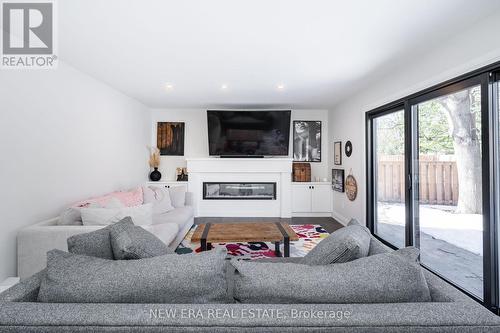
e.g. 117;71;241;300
191;222;299;257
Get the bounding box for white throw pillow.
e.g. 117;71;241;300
143;186;175;214
81;203;153;226
169;186;186;208
58;198;125;225
58;207;83;226
103;197;125;209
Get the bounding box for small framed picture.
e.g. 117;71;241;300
334;141;342;165
332;169;345;192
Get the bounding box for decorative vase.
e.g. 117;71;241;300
149;167;162;181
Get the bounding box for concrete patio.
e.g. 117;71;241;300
376;203;483;298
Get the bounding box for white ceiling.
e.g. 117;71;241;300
59;0;500;109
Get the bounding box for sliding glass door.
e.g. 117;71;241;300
367;70;498;311
411;81;484;298
371;109;406;248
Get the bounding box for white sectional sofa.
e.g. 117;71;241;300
17;192;194;279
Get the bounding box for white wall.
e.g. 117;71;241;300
0;62;150;281
328;10;500;225
151;109;329;181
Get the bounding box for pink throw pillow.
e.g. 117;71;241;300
73;187;144;208
59;187;144;226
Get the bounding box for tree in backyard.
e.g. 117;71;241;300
418;103;454;155
436;87;482;214
376;111;404;155
376;87;482;214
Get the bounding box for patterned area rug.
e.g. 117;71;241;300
175;224;329;258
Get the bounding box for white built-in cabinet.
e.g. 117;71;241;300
147;181;188;191
291;182;332;216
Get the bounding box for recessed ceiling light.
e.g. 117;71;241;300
277;84;285;90
221;84;228;90
165;83;173;90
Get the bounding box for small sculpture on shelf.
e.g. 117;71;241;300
148;147;162;181
176;167;188;181
292;162;311;182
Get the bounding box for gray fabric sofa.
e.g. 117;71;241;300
1;237;499;332
16;192;194;279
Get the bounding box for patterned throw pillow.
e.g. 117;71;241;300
74;187;144;208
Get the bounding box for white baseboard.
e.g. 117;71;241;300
331;210;350;225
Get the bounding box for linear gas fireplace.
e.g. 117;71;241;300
203;182;276;200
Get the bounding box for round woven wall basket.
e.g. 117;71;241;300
345;174;358;201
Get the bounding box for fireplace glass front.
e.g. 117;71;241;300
203;182;276;200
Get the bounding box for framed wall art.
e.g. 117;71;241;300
334;141;342;165
157;122;185;156
293;121;321;162
332;168;345;192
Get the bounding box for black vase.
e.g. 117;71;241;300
149;167;162;181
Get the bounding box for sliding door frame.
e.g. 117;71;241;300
366;104;408;248
408;74;494;307
490;71;500;312
366;60;500;314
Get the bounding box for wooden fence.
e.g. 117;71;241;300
377;155;458;205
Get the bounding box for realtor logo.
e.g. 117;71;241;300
1;0;57;68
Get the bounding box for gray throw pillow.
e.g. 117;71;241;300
300;224;371;265
67;225;116;260
37;247;230;304
109;218;172;259
347;218;361;226
231;247;431;304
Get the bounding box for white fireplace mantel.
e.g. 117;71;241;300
187;157;292;173
187;158;293;218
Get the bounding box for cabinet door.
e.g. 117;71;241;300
311;185;332;212
291;185;312;212
163;183;188;191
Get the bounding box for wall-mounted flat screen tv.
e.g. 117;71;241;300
207;110;291;156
